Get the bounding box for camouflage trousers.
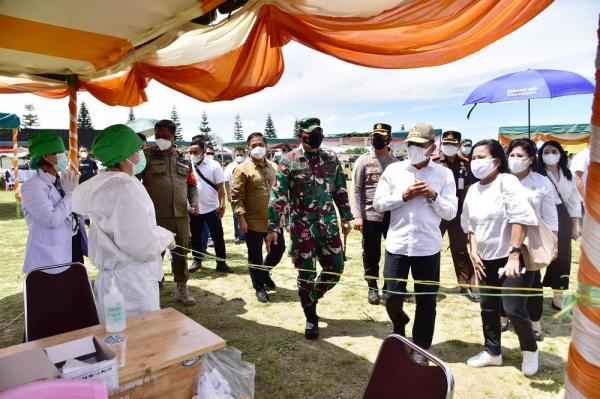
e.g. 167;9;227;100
289;218;345;306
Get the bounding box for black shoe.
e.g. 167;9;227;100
368;288;380;305
158;276;165;289
188;260;202;273
216;263;234;273
410;350;429;366
403;293;413;303
264;276;277;290
551;300;562;311
533;330;544;342
305;320;319;339
255;289;270;303
460;287;480;303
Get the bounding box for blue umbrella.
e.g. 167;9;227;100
464;69;594;136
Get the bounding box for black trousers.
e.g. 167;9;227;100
543;203;572;290
439;216;475;285
190;210;227;266
362;219;388;289
383;251;440;349
480;257;537;356
245;230;286;290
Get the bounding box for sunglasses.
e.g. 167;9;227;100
206;152;215;156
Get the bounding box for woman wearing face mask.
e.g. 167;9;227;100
538;140;581;309
72;124;176;319
461;139;540;376
21;132;84;273
504;139;558;342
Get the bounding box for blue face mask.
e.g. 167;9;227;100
128;150;146;175
51;152;69;172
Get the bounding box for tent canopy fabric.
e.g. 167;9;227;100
0;112;20;129
498;123;591;153
0;0;553;106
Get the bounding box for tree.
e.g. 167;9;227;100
77;101;93;130
127;108;136;122
21;104;40;128
197;110;217;147
233;113;244;141
293;118;300;136
170;106;183;141
264;114;277;138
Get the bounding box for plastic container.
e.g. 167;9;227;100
103;278;126;332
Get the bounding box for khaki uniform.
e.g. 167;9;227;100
141;146;198;282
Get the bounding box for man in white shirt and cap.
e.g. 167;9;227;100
373;122;457;365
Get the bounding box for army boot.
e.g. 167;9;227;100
176;282;196;306
302;302;319;340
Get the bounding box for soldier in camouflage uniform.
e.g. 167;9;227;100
266;117;353;339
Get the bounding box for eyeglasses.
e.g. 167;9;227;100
206;152;215;156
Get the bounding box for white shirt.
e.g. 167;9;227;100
519;171;559;231
546;169;582;218
461;173;537;261
192;157;225;213
224;159;243;184
570;147;590;190
373;159;457;256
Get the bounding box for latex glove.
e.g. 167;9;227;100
59;170;79;194
167;237;177;250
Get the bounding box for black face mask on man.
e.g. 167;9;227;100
372;136;387;150
303;132;324;149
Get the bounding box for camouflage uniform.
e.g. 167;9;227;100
268;145;353;306
140;145;198;283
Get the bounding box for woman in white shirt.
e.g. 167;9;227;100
539;141;582;308
461;139;540;376
505;139;558;342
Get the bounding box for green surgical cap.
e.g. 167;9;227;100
92;124;142;167
28;132;65;170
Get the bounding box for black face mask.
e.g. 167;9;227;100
303;132;324;149
372;136;387;150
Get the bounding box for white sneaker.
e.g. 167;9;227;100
467;351;502;368
522;350;539;376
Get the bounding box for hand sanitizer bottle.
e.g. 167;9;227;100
104;278;126;332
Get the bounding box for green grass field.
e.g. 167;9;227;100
0;189;577;398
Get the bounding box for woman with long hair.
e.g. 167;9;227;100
503;139;558;342
461;139;540;376
538;140;582;308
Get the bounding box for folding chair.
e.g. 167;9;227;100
24;263;100;342
363;334;455;399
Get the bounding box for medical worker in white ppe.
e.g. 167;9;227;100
22;132;85;273
73;124;176;318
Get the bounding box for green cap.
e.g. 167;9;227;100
406;122;435;144
28;132;65;170
92;124;142;167
298;117;322;134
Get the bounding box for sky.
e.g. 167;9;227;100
0;0;598;144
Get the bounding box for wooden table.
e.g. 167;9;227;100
0;307;226;398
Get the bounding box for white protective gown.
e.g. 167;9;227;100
21;170;73;273
72;171;174;320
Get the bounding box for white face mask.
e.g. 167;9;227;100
190;154;202;164
235;155;245;163
441;144;458;157
462;146;472;155
407;144;430;165
470;158;497;180
205;154;214;161
508;157;530;174
155;138;172;151
542;153;560;166
79;151;88;159
250;146;266;159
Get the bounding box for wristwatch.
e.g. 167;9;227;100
508;245;522;254
427;192;438;203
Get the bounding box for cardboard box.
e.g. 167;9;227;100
0;348;59;391
45;335;119;391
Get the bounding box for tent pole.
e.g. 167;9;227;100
68;80;79;171
528;99;531;138
12;127;21;217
